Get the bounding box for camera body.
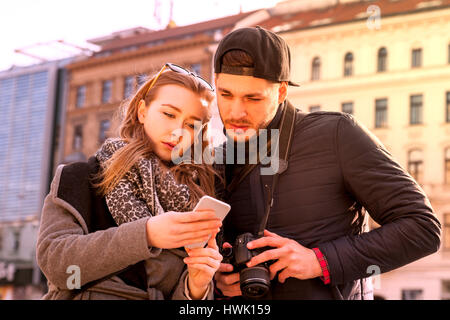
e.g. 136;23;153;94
222;232;271;299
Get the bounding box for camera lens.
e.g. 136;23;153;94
240;266;270;299
221;246;233;259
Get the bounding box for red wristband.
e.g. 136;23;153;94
312;247;331;285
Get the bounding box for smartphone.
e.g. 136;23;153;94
185;195;231;249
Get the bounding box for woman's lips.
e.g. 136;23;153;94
162;142;176;150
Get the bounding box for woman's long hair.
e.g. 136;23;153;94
94;69;218;208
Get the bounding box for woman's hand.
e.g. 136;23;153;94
145;210;221;249
184;233;222;299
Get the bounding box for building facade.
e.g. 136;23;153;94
260;0;450;299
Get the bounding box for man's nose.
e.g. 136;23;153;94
229;99;247;120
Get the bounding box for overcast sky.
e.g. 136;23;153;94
0;0;281;72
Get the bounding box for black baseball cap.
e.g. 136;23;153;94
214;26;300;86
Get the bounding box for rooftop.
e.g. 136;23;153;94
92;10;259;53
259;0;450;33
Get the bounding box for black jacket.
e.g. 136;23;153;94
221;102;441;300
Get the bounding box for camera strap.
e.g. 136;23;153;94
257;103;306;237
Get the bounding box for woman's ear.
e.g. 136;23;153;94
137;99;147;124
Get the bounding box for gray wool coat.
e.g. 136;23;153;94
36;164;214;300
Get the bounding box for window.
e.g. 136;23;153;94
412;48;422;68
408;149;423;184
101;80;112;104
377;47;387;72
446;91;450;123
99;120;110;144
120;45;138;53
444;213;450;251
442;280;450;300
0;227;3;252
410;94;423;125
137;74;147;88
73;125;83;151
311;57;321;81
445;148;450;184
448;44;450;64
375;98;388;128
344;52;353;77
12;229;21;254
309;105;320;113
0;71;48;221
402;289;423;300
191;63;201;76
76;85;86;108
342;102;353;115
123;76;134;99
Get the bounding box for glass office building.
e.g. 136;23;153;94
0;61;69;299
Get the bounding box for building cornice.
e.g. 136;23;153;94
281;7;450;44
66;34;213;71
274;3;450;38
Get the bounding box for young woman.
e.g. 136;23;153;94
37;63;223;300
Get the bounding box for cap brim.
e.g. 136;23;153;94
288;81;300;87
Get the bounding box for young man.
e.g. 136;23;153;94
213;26;441;300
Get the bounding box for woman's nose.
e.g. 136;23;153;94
170;128;183;141
170;121;191;141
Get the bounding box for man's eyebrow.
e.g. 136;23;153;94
217;87;231;94
217;87;264;97
189;115;202;121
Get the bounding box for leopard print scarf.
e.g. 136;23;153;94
95;138;193;225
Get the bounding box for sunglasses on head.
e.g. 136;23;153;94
145;63;215;96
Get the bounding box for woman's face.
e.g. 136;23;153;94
138;84;209;162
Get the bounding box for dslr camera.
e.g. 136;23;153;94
221;232;271;299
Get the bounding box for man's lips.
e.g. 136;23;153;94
228;123;250;131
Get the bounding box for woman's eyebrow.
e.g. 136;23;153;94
162;104;181;112
163;103;202;121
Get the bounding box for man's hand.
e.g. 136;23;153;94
213;242;242;297
246;229;323;283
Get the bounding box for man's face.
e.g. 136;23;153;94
215;73;287;142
